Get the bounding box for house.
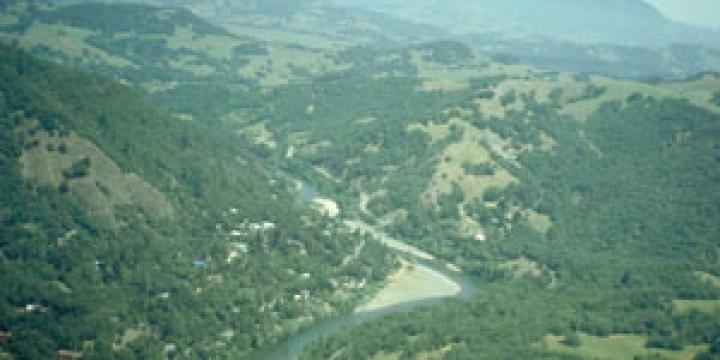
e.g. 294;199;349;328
231;242;249;253
226;250;239;263
311;198;340;218
56;229;78;247
24;304;48;313
474;231;486;241
158;292;171;299
193;260;206;268
0;331;11;342
293;290;310;301
259;300;277;312
446;263;462;273
229;208;239;215
56;350;83;359
300;272;311;279
248;222;276;231
226;242;248;263
230;229;244;237
164;344;177;354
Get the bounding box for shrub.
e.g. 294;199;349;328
561;333;582;347
63;157;91;179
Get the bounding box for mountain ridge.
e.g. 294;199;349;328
335;0;720;48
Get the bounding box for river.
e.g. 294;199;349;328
250;183;478;360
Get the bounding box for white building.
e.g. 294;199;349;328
232;242;249;253
226;251;239;263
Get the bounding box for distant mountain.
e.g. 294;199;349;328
336;0;720;49
0;1;366;90
41;0;720;79
51;0;444;47
464;34;720;79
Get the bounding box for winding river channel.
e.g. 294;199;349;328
251;184;479;359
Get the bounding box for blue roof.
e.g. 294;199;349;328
193;260;206;268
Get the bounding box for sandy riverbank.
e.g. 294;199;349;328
355;259;461;313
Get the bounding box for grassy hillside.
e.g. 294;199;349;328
0;44;394;358
54;0;443;49
0;1;349;89
254;42;718;244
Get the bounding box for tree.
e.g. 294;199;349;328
482;187;503;202
500;90;517;107
561;333;582;347
63;157;91;179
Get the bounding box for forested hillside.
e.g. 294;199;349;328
0;1;350;89
0;45;392;358
299;79;720;359
240;41;720;359
2;1;720;359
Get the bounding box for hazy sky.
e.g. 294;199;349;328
644;0;720;28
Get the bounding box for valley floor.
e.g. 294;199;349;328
344;220;436;261
342;220;462;313
355;259;461;314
